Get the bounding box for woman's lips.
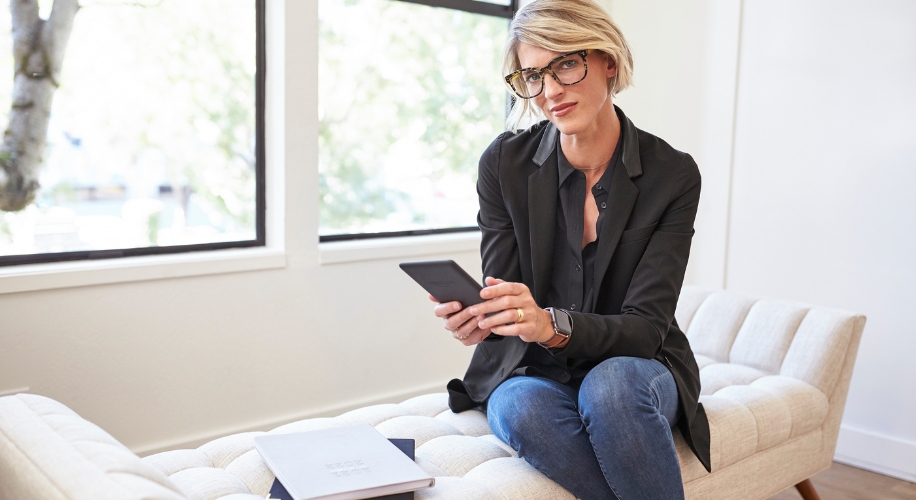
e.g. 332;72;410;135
550;102;576;117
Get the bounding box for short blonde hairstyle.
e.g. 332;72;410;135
503;0;634;130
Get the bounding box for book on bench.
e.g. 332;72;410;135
255;424;434;500
265;438;418;500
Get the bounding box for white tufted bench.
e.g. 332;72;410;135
0;287;865;500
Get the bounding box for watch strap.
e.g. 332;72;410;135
539;308;572;349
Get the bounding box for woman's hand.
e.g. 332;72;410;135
468;277;556;344
430;295;493;346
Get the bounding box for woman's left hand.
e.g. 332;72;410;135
468;277;556;344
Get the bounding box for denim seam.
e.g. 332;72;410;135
647;366;678;425
584;429;624;500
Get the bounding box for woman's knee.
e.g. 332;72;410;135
487;376;577;445
578;357;669;418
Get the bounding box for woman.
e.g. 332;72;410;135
431;0;710;498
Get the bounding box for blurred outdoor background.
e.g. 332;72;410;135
318;0;509;236
0;0;513;257
0;0;257;257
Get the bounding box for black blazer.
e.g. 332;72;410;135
447;106;712;472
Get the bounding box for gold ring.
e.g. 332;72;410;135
455;332;469;340
516;308;524;323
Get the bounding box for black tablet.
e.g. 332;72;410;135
399;259;484;308
400;260;504;342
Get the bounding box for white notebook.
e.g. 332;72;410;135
254;425;435;500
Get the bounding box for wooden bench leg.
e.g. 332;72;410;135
794;479;821;500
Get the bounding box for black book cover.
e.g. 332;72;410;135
267;438;417;500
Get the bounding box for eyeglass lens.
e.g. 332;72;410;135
510;53;586;98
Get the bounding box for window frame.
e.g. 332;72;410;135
0;0;267;268
317;0;517;244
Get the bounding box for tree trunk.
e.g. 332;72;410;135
0;0;79;212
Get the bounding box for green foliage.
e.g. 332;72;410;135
319;0;508;234
49;0;256;229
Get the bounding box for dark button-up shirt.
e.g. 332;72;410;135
512;132;623;382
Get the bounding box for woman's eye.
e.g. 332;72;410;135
525;73;541;83
561;60;577;69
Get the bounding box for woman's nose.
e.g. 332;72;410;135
542;74;564;100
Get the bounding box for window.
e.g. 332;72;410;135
0;0;265;266
318;0;515;241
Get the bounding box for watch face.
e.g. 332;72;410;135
554;309;573;334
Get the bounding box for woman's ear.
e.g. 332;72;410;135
604;52;618;78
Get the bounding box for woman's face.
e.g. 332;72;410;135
515;43;617;137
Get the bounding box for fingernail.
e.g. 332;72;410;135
469;307;477;315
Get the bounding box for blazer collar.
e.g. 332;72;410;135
531;104;642;179
527;105;641;307
528;152;558;305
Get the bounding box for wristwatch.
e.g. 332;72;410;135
539;307;573;349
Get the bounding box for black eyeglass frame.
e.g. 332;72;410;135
504;49;590;100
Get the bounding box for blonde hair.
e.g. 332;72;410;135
503;0;634;130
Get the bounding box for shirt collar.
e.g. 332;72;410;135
532;104;643;179
555;121;624;189
556;139;578;187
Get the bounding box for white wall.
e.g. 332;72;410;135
0;0;478;456
727;0;916;481
607;0;741;289
610;0;916;482
2;0;914;483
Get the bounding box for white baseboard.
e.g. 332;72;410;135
834;424;916;483
133;380;451;457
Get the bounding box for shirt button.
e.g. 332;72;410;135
596;184;601;190
570;304;576;310
601;202;607;209
575;265;580;271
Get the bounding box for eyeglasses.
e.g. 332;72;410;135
504;50;590;99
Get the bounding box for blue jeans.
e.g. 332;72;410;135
487;357;684;500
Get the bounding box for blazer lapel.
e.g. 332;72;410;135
528;125;559;305
591;165;638;306
591;107;642;307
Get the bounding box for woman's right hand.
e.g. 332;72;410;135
430;294;492;346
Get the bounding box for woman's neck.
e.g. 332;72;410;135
559;100;621;183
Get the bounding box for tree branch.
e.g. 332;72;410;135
42;0;80;82
9;0;39;26
1;0;80;211
80;0;165;8
10;0;40;68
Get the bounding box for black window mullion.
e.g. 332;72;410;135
318;0;515;244
394;0;515;19
320;226;479;243
255;0;267;247
0;0;267;268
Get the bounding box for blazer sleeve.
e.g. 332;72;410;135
554;154;702;362
477;133;523;286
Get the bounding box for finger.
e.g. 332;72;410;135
450;312;481;336
480;281;529;300
428;294;438;303
489;322;525;338
476;309;519;330
468;295;521;316
453;316;482;341
459;325;492;346
434;301;463;319
484;276;505;286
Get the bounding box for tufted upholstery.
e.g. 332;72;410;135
0;393;185;500
141;394;573;500
0;286;865;500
